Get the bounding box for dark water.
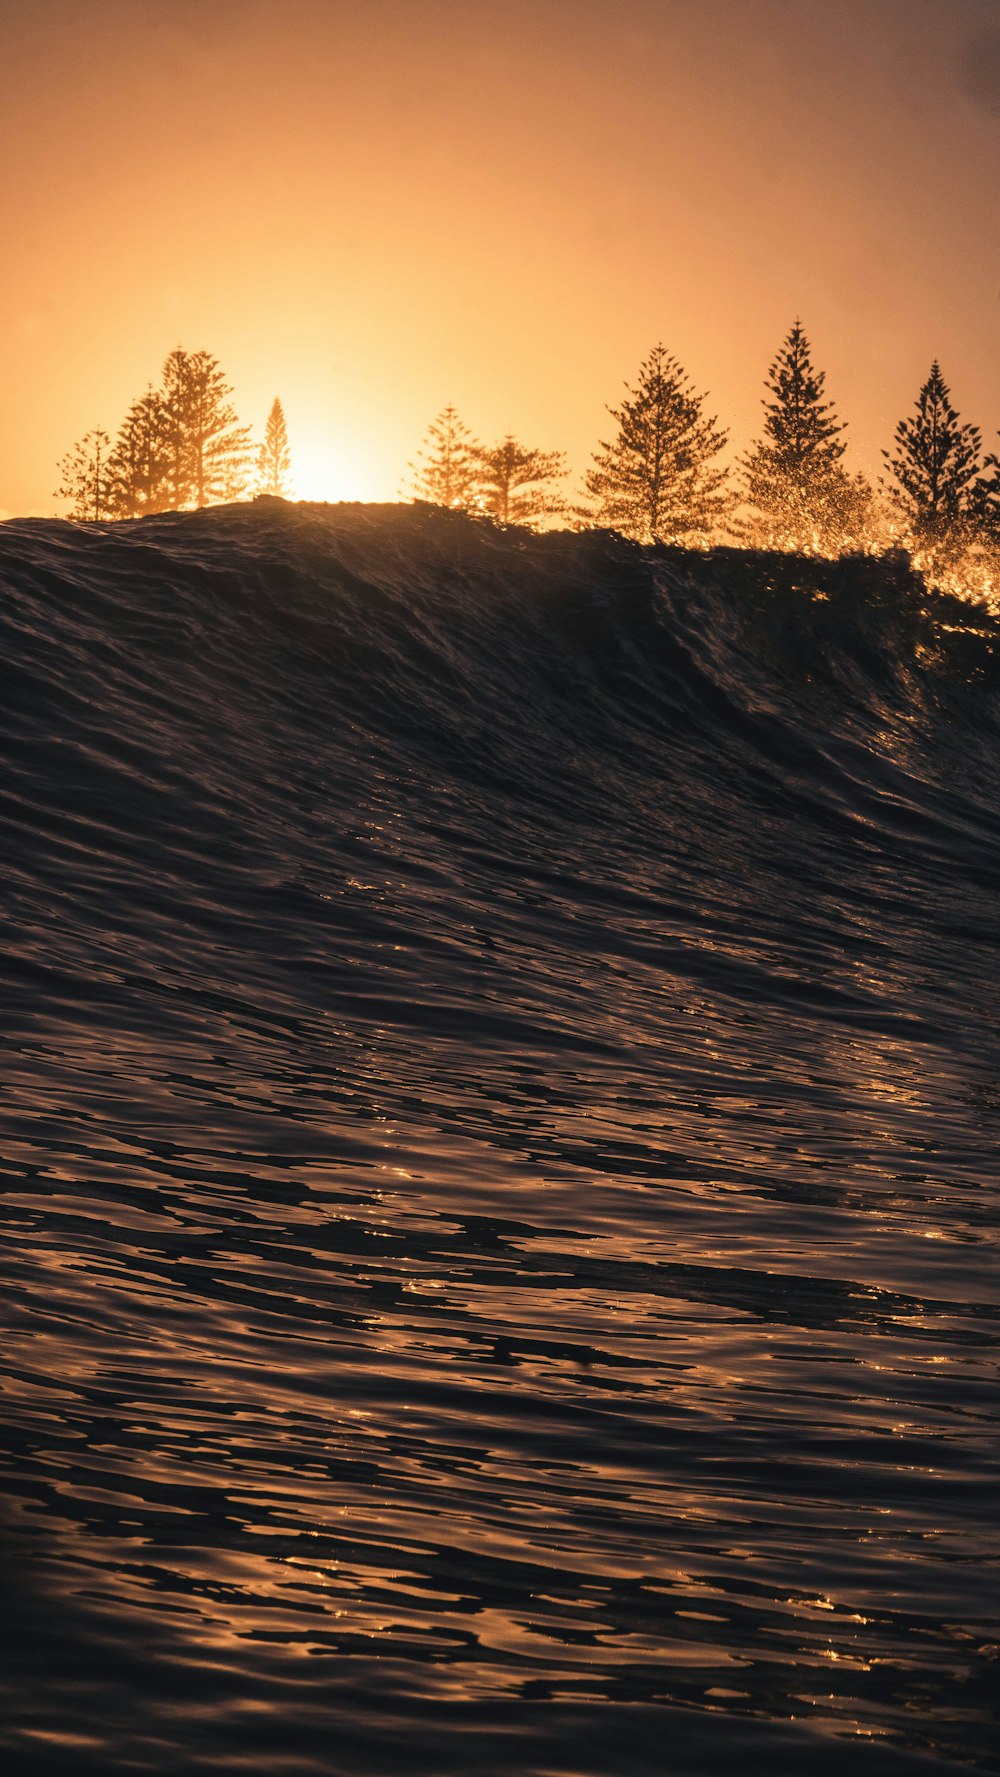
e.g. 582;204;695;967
1;502;998;1776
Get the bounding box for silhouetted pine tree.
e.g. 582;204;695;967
582;345;731;544
160;349;253;509
882;362;982;551
476;436;567;527
107;390;170;518
256;397;292;497
408;406;483;509
741;321;872;551
54;428;113;521
159;350;197;508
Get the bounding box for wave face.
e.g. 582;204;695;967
1;502;998;1776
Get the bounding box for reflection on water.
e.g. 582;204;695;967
0;507;998;1774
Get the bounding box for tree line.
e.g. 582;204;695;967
56;350;292;520
56;327;1000;576
409;325;1000;570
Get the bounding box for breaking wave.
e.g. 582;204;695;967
1;501;998;1775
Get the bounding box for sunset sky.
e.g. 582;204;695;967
2;0;998;518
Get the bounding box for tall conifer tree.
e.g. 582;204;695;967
582;345;731;545
476;435;567;527
741;321;870;551
159;349;197;509
257;397;292;497
408;406;483;509
159;349;253;508
54;428;113;521
107;390;170;518
882;362;982;550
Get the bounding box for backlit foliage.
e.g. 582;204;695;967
582;345;732;545
476;436;567;527
407;406;483;509
57;350;254;519
257;397;292;498
107;391;169;519
54;427;113;521
882;363;982;552
160;350;253;510
51;334;1000;608
741;323;873;554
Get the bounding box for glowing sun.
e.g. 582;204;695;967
288;427;372;503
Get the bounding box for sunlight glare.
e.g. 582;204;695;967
288;428;374;504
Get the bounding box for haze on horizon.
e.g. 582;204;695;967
2;0;998;520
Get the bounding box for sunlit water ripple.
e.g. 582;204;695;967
1;503;997;1775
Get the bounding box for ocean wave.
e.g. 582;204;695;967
1;501;998;1775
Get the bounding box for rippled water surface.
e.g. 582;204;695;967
1;504;998;1774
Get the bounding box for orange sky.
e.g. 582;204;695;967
2;0;998;518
